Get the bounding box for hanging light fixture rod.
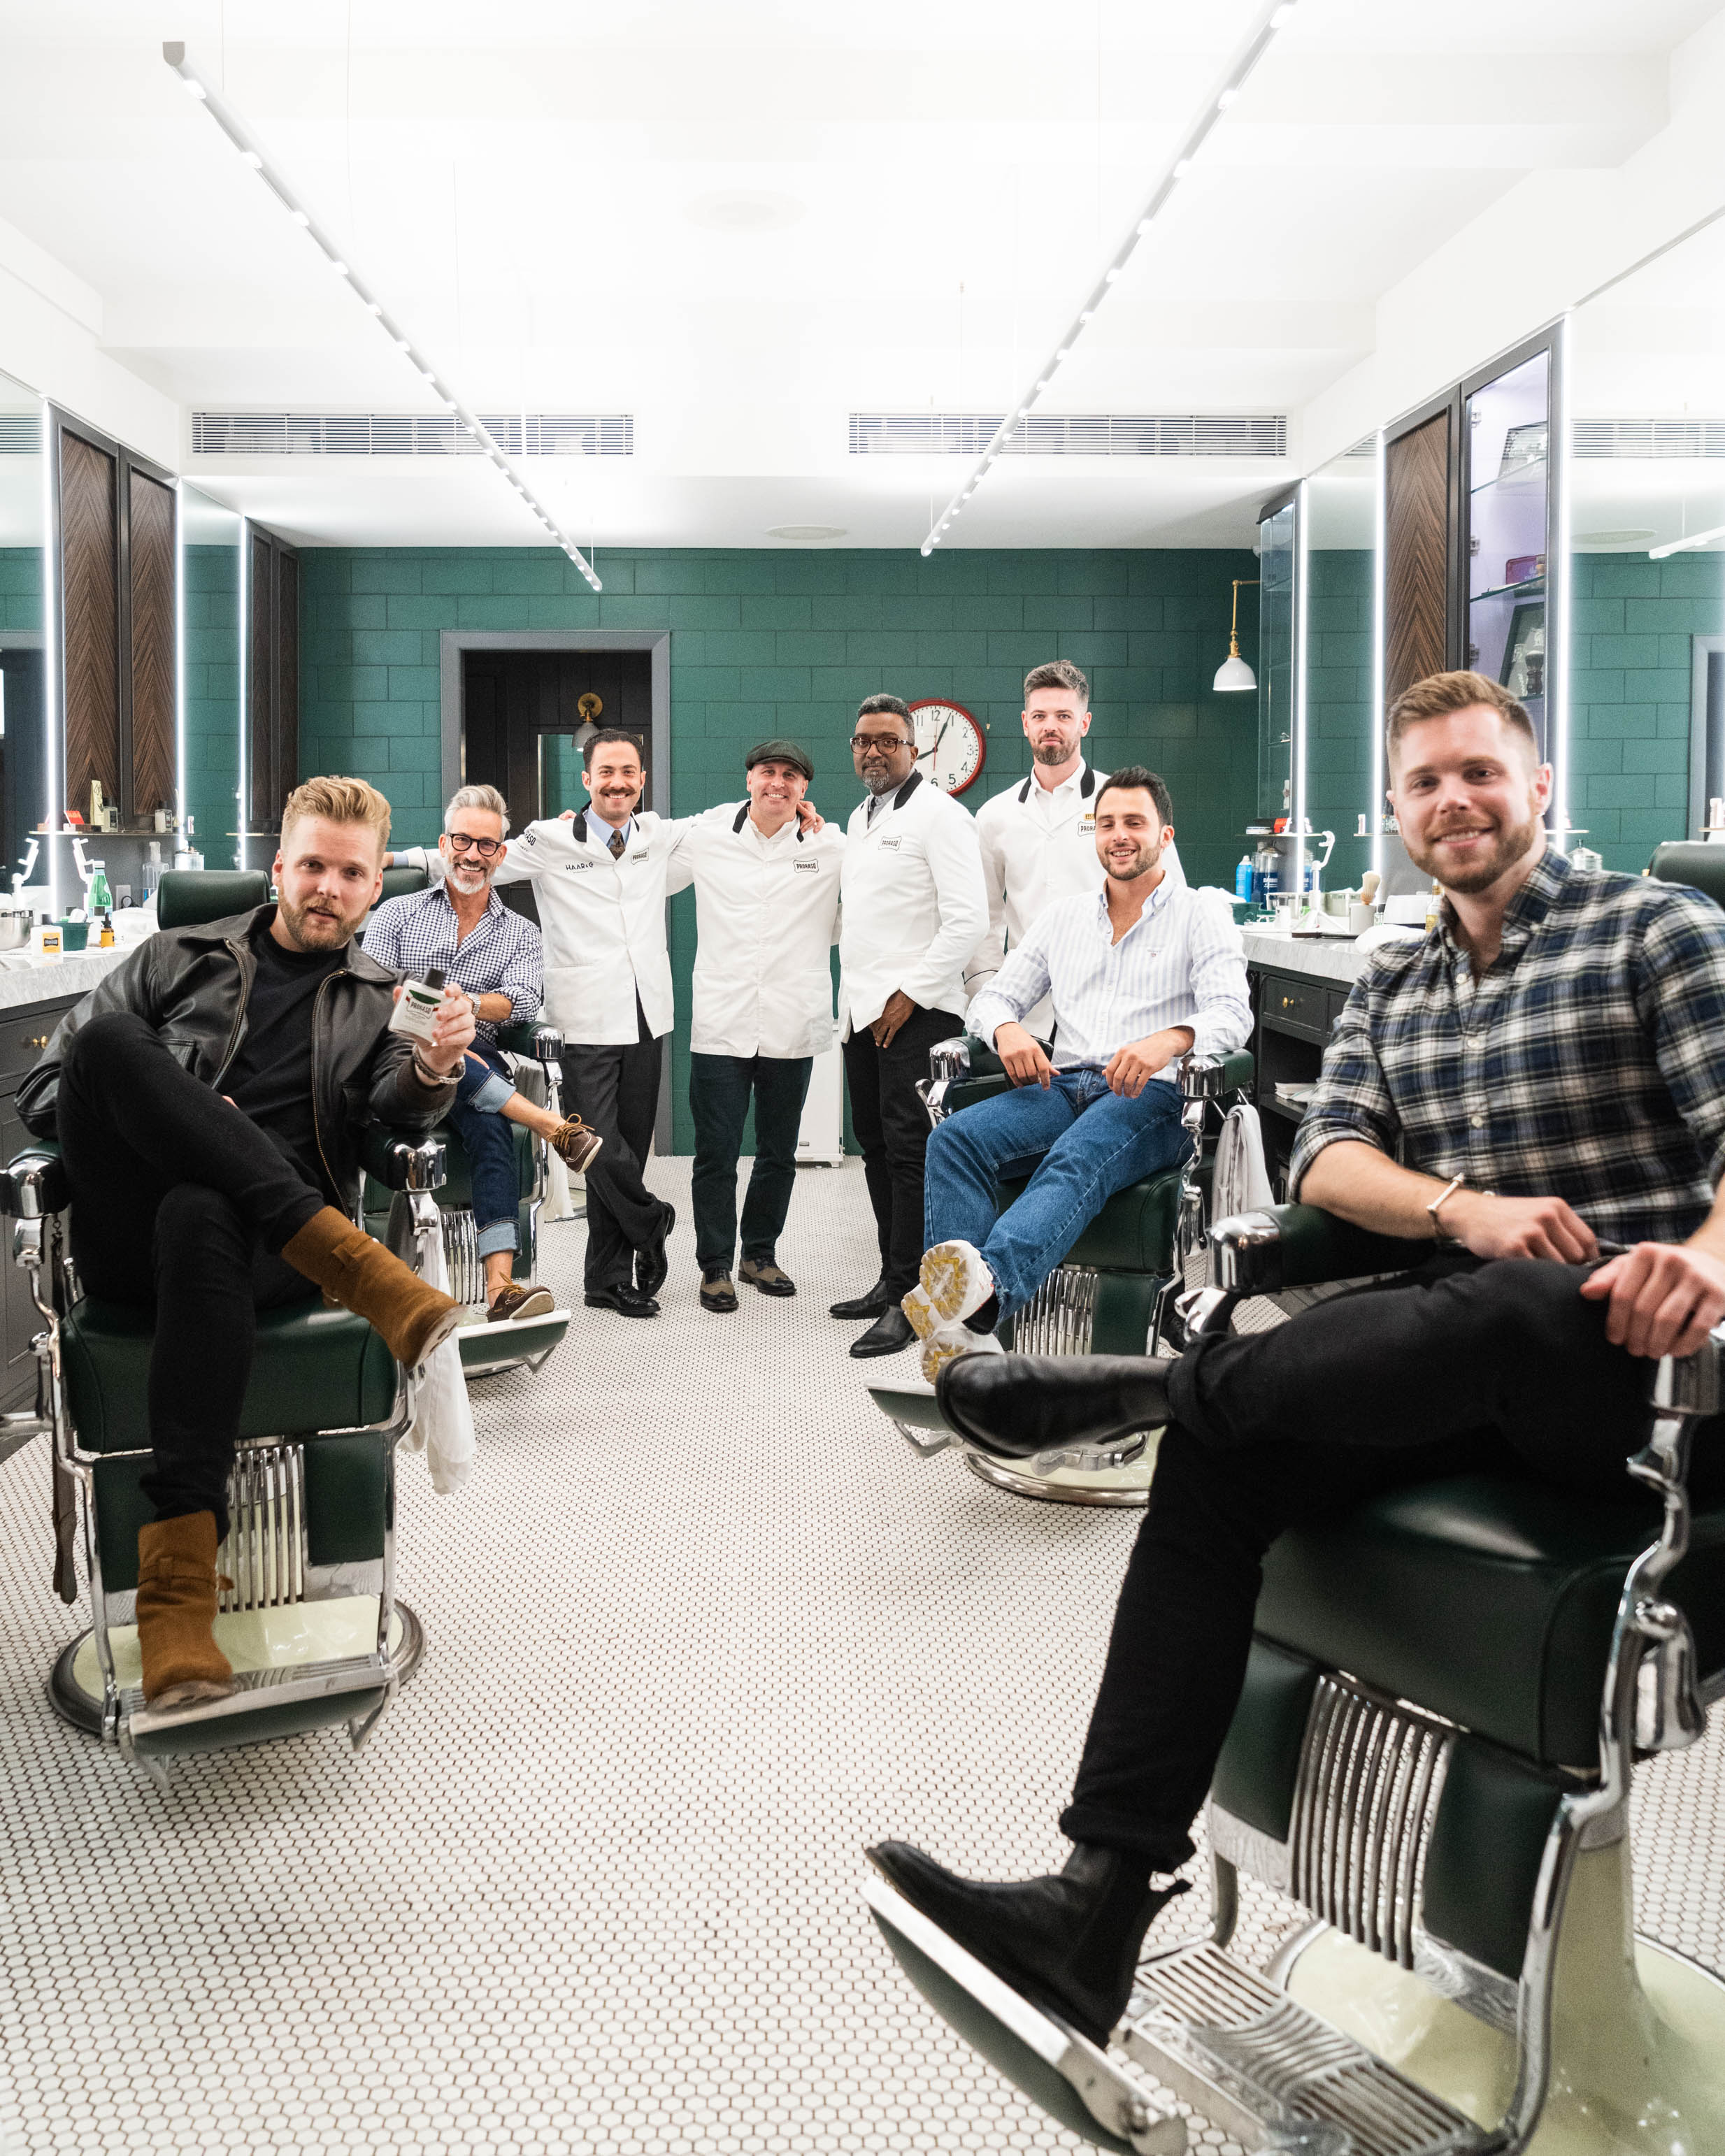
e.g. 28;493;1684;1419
919;0;1298;557
162;41;601;593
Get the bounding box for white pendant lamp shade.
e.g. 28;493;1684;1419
1214;577;1260;691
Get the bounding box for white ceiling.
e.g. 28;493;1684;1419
1;0;1721;551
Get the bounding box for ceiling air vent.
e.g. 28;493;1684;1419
0;416;40;454
191;412;633;458
1573;419;1725;459
849;412;1286;458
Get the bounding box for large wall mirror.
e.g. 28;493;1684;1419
1304;443;1377;893
1568;225;1725;870
0;372;48;908
181;486;243;871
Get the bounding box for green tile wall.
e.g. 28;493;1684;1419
0;545;41;633
183;543;241;870
299;545;1261;1149
1570;552;1723;871
1305;547;1373;893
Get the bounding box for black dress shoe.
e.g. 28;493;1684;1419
850;1305;916;1358
635;1202;675;1298
936;1352;1172;1460
585;1283;661;1318
866;1840;1187;2046
831;1277;892;1320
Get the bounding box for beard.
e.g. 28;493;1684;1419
446;861;489;894
1031;738;1075;766
861;763;906;796
1103;838;1163;882
1406;806;1542;894
275;892;353;951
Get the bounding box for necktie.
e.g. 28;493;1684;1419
608;828;626;860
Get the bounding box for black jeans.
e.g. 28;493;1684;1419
1060;1252;1717;1869
563;997;665;1292
842;1002;956;1298
689;1051;813;1270
56;1011;328;1537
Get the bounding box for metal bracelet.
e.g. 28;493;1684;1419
410;1049;455;1087
1426;1171;1466;1243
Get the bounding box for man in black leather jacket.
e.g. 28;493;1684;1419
21;775;475;1709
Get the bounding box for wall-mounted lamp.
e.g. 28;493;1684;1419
1213;580;1259;691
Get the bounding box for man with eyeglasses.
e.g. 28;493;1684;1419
366;784;601;1321
833;694;988;1357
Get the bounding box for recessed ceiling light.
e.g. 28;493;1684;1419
767;524;846;542
689;190;806;235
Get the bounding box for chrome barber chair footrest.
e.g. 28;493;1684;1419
1120;1941;1484;2155
963;1433;1159;1509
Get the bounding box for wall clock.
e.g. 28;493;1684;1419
908;698;985;796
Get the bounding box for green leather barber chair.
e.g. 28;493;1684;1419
866;1202;1725;2155
868;1035;1254;1508
356;863;571;1379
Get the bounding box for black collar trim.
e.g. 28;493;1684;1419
1081;768;1096;798
732;803;750;834
572;810;589;847
894;770;924;811
1017;776;1032;805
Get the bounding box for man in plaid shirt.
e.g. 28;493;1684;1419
366;784;600;1321
866;669;1725;2048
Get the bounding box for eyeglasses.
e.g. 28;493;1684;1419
850;732;911;752
446;833;503;858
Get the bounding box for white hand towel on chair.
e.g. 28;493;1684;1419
403;1227;476;1495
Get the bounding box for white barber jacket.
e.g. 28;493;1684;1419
838;770;987;1036
490;810;690;1045
667;803;845;1058
965;761;1187;1033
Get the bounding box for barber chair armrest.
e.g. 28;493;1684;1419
4;1140;69;1219
496;1019;563;1061
357;1126;448;1193
1208;1202;1428;1295
1183;1049;1254;1100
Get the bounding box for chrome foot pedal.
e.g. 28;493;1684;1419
1122;1943;1486;2155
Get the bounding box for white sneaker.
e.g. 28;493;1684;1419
919;1321;1004;1387
902;1238;996;1343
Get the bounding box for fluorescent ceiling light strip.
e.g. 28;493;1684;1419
161;42;601;594
1647;522;1725;560
918;0;1298;556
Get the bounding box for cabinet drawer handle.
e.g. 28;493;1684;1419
22;1033;48;1051
1280;995;1295;1010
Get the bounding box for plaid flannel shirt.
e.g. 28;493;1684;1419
1289;850;1725;1248
362;882;543;1044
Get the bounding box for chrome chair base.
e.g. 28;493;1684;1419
48;1598;425;1740
962;1441;1157;1509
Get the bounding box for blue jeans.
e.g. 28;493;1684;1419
450;1040;522;1259
922;1068;1188;1322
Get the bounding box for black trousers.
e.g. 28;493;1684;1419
1060;1252;1725;1869
841;1002;956;1298
689;1051;813;1270
56;1011;327;1537
564;997;665;1292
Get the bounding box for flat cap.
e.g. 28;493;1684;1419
745;737;815;781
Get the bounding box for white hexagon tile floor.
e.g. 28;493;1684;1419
0;1157;1719;2155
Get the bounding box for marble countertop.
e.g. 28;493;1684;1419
0;908;157;1014
1240;925;1372;985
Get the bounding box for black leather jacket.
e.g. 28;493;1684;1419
17;905;455;1210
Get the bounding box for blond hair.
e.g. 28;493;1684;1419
281;775;392;853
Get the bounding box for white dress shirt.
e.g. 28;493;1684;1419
666;803;845;1058
489;810;692;1045
965;760;1187;1032
837;771;988;1036
966;877;1249;1086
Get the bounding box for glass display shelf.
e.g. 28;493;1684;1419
1470;457;1547;498
1473;575;1546;601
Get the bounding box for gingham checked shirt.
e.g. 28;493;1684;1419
1289;849;1725;1248
362;882;543;1044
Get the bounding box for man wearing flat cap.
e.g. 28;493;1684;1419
666;740;845;1311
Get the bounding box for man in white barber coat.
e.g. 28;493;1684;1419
490;729;682;1318
666;738;845;1314
964;659;1185;1036
834;693;987;1359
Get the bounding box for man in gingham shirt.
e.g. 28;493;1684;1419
367;784;599;1320
866;670;1725;2048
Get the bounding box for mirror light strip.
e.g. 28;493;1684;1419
918;0;1299;556
41;401;60;913
1370;427;1387;881
1549;314;1573;841
161;43;601;594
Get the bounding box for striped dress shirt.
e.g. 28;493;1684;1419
967;878;1250;1081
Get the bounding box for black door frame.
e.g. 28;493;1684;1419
438;629;674;1154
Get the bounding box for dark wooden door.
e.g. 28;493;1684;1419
1384;408;1456;705
59;429;120;823
462;649;654;823
128;471;176;822
247;526;299;828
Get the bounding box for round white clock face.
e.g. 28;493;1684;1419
908;698;986;797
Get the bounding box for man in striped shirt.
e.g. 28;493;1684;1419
902;766;1250;1382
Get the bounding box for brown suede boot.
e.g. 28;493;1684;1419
136;1512;234;1707
280;1206;464;1367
